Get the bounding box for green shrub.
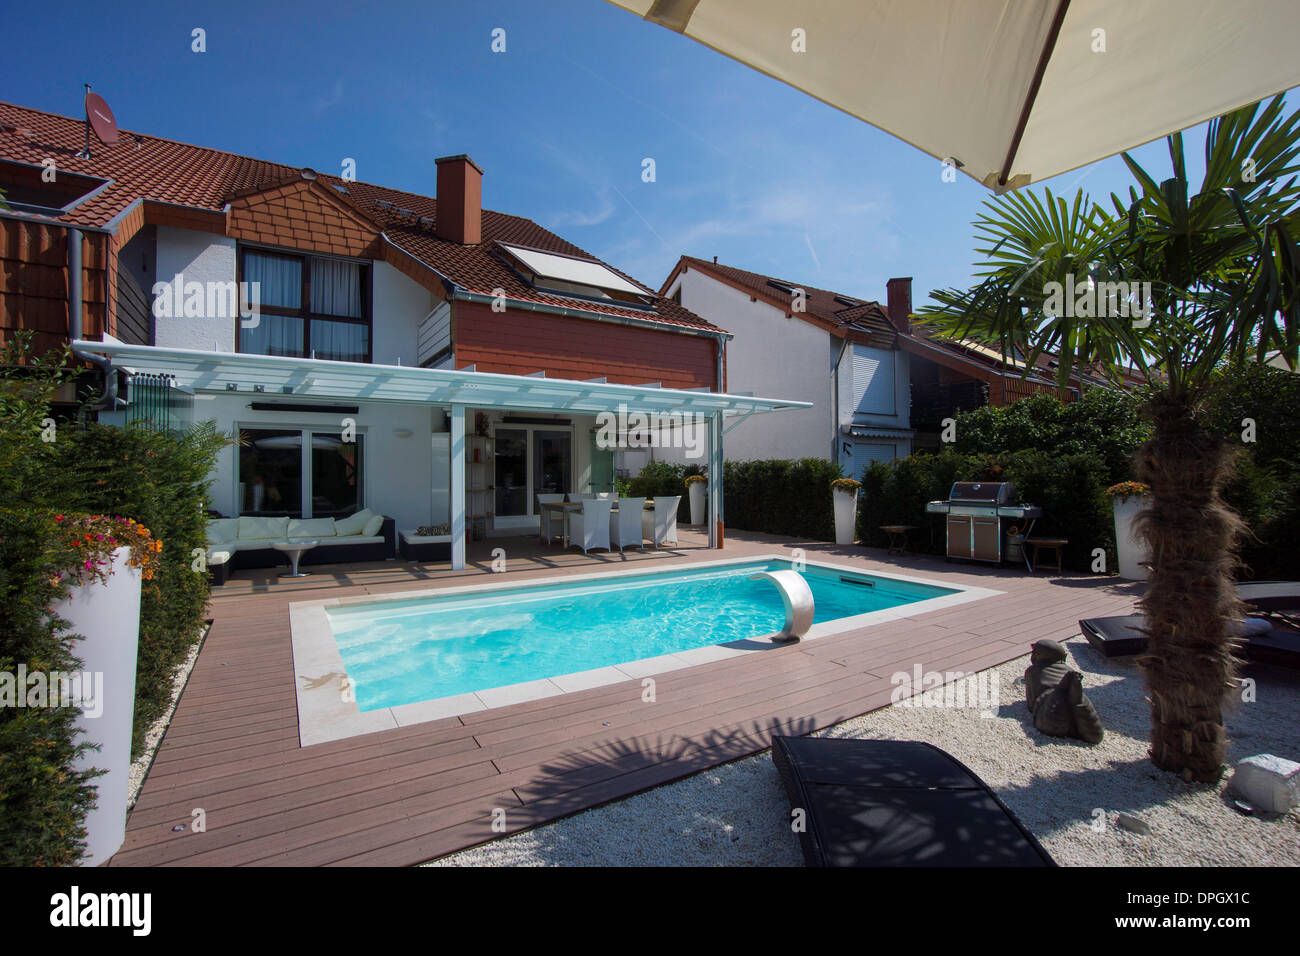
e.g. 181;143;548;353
37;422;225;753
0;337;99;864
0;508;101;866
0;335;223;863
952;387;1150;484
628;459;690;522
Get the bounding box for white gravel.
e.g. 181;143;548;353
126;626;207;809
428;637;1300;866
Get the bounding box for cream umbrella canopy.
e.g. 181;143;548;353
605;0;1300;191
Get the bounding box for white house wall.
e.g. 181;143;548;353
372;260;436;366
669;269;831;462
153;227;238;352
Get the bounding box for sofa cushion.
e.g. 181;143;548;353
207;517;239;544
362;514;384;537
238;515;290;540
335;508;376;536
206;548;232;566
289;517;337;539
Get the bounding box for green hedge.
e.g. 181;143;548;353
723;458;844;540
857;449;1114;572
857;365;1300;579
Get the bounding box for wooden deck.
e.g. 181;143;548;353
112;531;1143;866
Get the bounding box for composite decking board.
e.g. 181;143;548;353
115;534;1139;867
124;735;489;832
467;655;840;754
115;758;511;866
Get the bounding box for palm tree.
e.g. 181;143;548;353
918;97;1300;782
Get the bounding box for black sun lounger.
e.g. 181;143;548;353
1080;613;1300;668
771;736;1055;867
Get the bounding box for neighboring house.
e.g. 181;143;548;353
660;256;1118;478
0;101;802;567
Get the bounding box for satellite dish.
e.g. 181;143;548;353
76;86;119;159
85;90;118;144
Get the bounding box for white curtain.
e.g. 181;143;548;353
243;252;301;310
311;257;362;317
241;315;303;356
310;319;368;362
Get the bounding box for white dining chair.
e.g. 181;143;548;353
643;495;681;548
568;497;613;553
595;491;618;499
569;492;596;501
609;497;645;552
536;493;566;544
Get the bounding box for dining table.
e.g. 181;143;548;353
539;499;655;548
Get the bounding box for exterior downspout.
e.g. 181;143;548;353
67;227;123;413
832;335;850;463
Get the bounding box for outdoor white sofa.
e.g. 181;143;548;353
205;509;395;584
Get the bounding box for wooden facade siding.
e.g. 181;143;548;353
452;299;718;390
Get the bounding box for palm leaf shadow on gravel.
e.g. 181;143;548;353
489;715;822;856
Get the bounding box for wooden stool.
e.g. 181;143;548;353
1027;537;1068;574
880;525;917;556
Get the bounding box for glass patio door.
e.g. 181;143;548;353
491;426;572;530
532;431;571;503
494;428;528;519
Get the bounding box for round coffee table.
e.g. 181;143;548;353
272;539;319;578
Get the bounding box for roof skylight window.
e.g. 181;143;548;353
497;242;653;306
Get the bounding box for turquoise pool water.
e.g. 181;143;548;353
325;560;955;711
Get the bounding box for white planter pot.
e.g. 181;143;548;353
833;489;859;546
1113;496;1152;580
52;547;143;866
688;482;706;526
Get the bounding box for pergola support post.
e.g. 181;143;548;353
709;410;724;548
450;403;467;570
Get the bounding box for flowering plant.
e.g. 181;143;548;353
830;478;862;493
1105;481;1151;502
52;513;161;586
684;474;706;486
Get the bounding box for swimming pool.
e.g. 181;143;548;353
322;559;957;712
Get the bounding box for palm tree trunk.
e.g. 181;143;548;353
1134;393;1247;782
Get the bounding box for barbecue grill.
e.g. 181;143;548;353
925;482;1043;568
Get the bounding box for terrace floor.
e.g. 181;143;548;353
111;530;1144;866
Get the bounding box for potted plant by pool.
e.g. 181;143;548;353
830;478;861;546
1107;481;1152;580
50;514;158;865
685;473;707;526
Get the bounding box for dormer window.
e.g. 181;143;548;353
0;160;108;216
496;242;654;308
237;247;371;362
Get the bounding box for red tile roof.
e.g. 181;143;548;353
0;100;718;333
671;255;893;336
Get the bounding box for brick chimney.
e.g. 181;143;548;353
886;277;912;333
434;154;483;245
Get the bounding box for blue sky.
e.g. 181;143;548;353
5;0;1291;310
